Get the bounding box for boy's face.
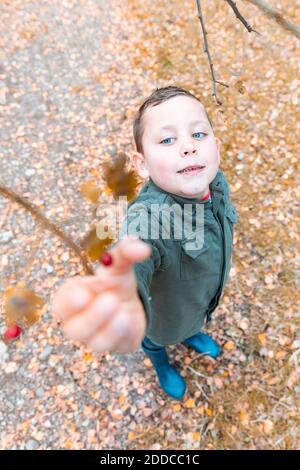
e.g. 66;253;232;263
132;95;221;199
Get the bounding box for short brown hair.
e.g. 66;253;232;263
133;86;212;154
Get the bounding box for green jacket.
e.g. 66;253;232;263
119;169;238;346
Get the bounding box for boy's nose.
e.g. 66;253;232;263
180;142;197;157
183;149;197;156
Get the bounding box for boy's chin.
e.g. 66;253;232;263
182;192;206;199
177;183;209;199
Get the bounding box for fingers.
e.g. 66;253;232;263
62;293;118;342
79;271;133;294
98;237;151;276
75;296;146;354
113;334;142;354
51;237;150;348
51;278;94;322
86;310;138;353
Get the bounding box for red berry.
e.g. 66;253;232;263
3;325;22;341
99;252;113;266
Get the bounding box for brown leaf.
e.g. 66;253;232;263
81;226;113;261
19;30;36;41
102;153;138;201
234;80;247;95
173;404;181;412
258;333;267;345
192;432;201;441
224;341;235;350
80;181;101;204
239;409;250;426
4;286;44;328
83;352;93;362
71;85;84;94
184;398;195;409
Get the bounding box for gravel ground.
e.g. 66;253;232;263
1;0;299;451
0;0;159;450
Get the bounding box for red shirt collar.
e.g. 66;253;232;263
199;189;210;201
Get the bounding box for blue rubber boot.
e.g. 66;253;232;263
183;332;221;358
142;338;186;401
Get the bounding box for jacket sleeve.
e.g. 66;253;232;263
118;203;168;329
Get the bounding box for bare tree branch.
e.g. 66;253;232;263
0;185;94;275
195;0;229;106
244;0;300;40
225;0;260;34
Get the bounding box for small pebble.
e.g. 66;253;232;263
25;168;36;178
0;231;13;244
25;439;39;450
39;345;53;361
0;340;8;363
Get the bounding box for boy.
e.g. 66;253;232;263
52;86;238;401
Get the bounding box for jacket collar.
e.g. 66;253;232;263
209;170;226;194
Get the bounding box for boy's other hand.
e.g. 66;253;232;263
51;237;151;354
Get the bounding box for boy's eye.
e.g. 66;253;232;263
160;133;207;144
193;132;207;139
160;137;175;145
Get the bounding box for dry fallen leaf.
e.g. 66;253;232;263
3;286;45;328
184;398;195;409
224;341;235;351
234;79;247;95
192;432;201;441
262;419;274;434
83;352;93;362
258;333;267;345
239;409;250;426
173;404;181;412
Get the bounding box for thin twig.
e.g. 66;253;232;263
245;0;300;40
0;185;94;275
195;0;229;106
187;365;208;378
194;380;210;401
0;204;11;229
225;0;260;34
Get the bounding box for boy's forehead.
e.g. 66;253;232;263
143;95;208;132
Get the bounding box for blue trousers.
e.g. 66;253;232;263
142;336;164;351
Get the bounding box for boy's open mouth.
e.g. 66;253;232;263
177;164;206;174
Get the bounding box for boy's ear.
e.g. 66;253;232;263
131;152;150;179
215;137;221;165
